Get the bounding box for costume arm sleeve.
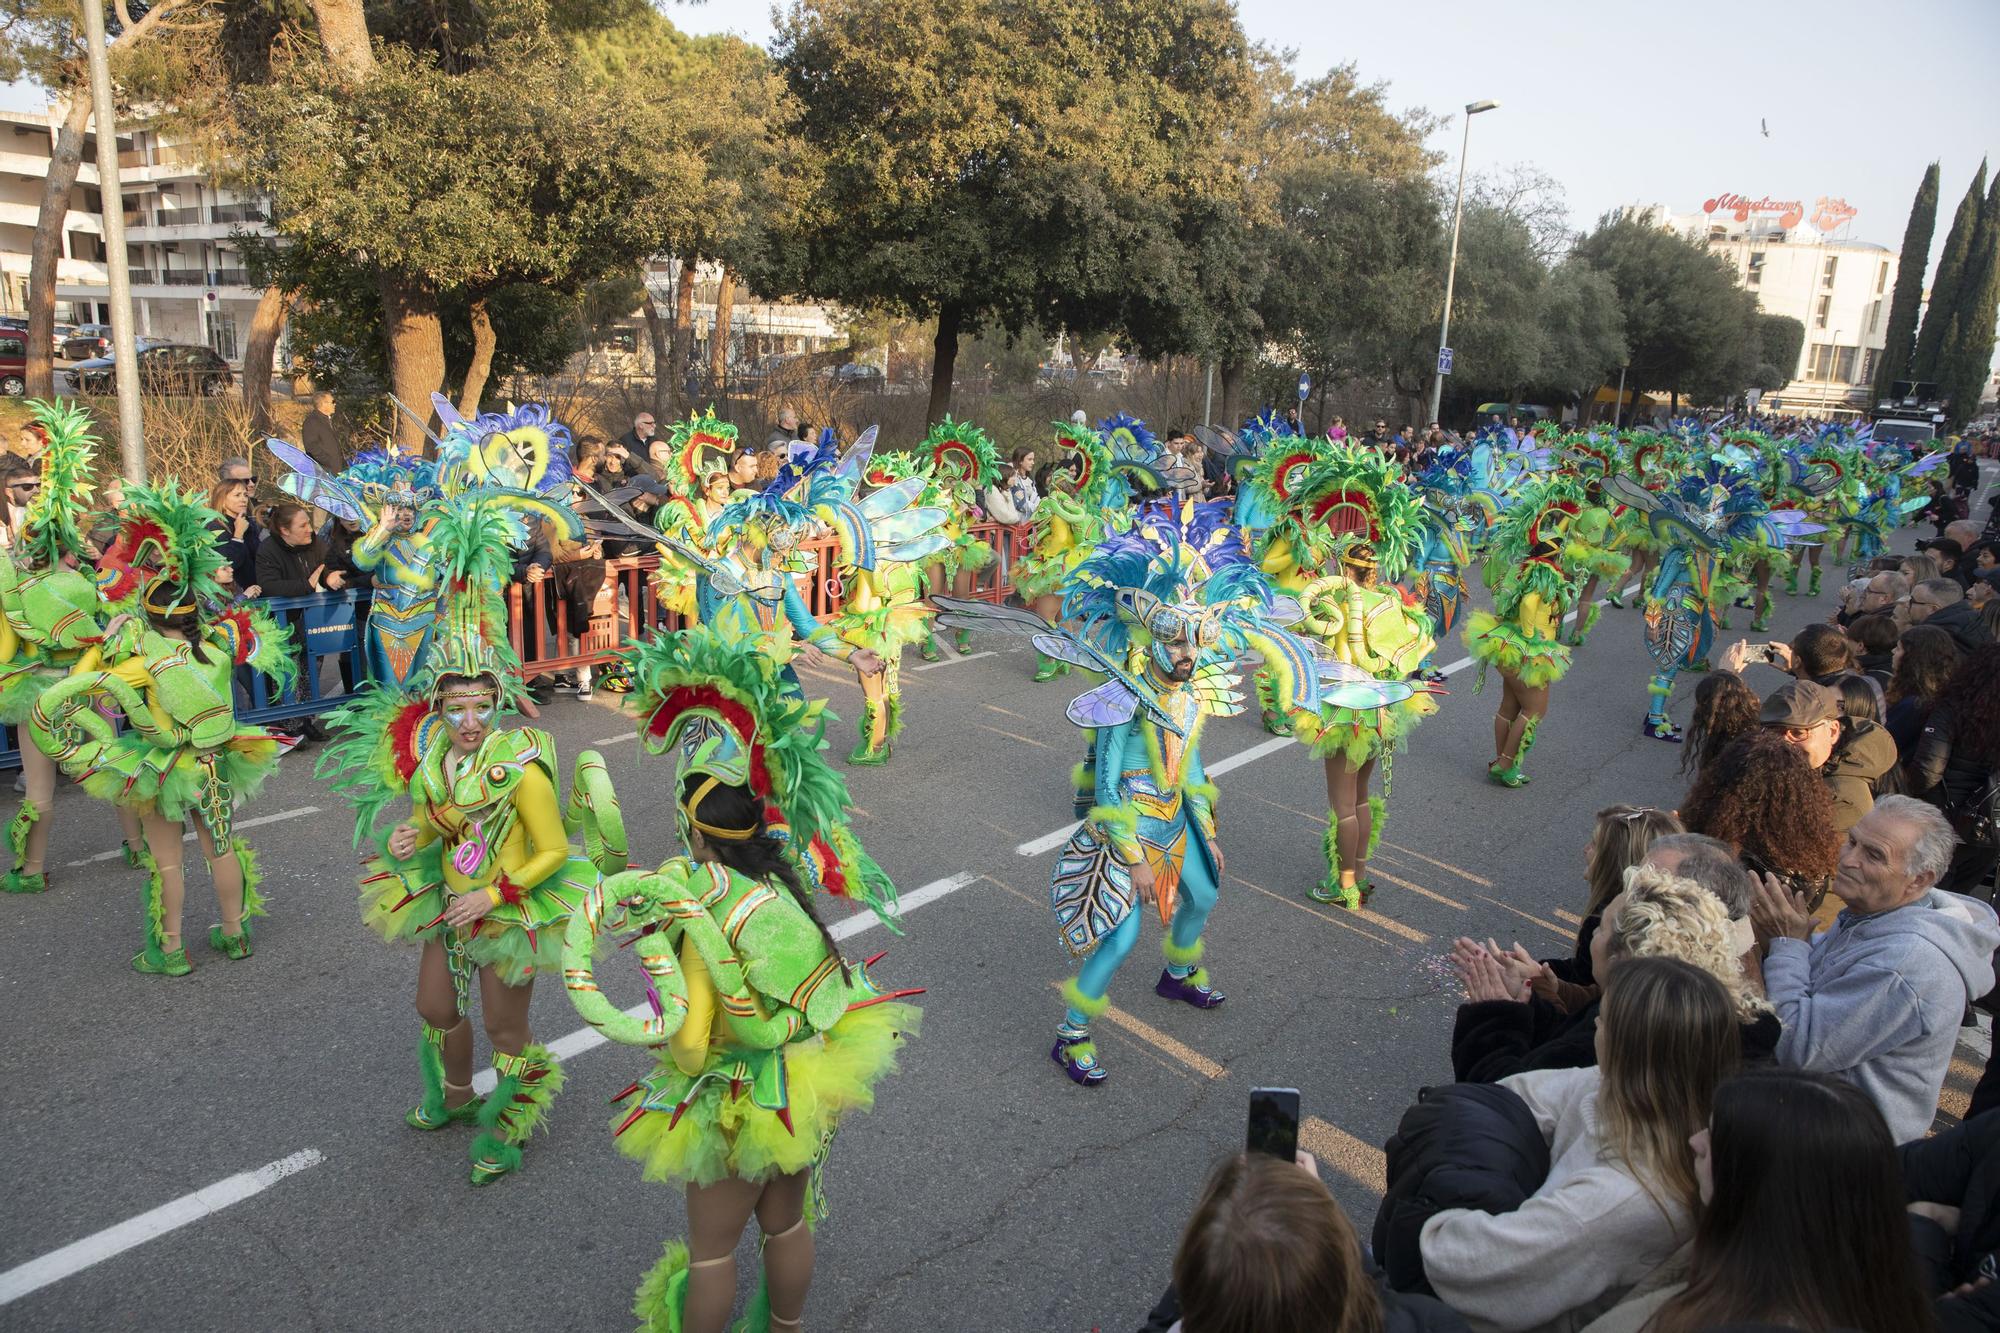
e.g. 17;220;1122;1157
352;525;390;572
784;581;847;657
506;764;571;891
1766;940;1927;1073
669;933;716;1077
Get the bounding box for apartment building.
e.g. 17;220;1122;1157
0;103;274;362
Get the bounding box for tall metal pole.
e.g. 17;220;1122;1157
1612;364;1628;428
1202;361;1214;428
1428;101;1496;428
80;1;145;482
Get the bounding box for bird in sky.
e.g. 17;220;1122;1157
1761;118;1770;138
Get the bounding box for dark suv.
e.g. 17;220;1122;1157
61;324;115;361
71;341;233;396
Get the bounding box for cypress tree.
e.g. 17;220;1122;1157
1912;160;1987;381
1937;173;2000;428
1872;162;1939;398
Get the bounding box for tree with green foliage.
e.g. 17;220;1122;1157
760;0;1253;423
1912;160;1987;384
1936;172;2000;428
1573;211;1763;409
1874;162;1939;398
1533;260;1629;405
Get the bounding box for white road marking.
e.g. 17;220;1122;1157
0;1148;327;1306
471;871;980;1094
591;732;637;746
912;650;996;672
66;806;323;868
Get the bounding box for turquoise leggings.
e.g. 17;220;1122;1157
1066;831;1219;1023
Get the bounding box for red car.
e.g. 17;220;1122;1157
0;333;25;397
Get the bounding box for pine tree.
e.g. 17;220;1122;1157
1937;173;2000;428
1912;160;1987;381
1873;162;1939;398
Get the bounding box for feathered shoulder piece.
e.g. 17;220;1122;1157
318;685;438;848
18;399;96;568
93;479;228;614
663;407;739;498
622;626;901;933
922;416;1001;488
432;396;574;498
1098;412;1160;463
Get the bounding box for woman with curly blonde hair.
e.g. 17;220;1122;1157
1451;866;1778;1082
1680;731;1840;910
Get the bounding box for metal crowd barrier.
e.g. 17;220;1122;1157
0;523;1034;766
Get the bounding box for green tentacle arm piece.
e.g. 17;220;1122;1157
564;749;628;877
561;870;692;1049
28;669;155;773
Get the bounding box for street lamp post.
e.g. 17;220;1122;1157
1427;99;1499;429
79;0;145;481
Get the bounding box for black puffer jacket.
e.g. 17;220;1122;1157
1927;600;1996;653
1135;1271;1468;1332
1911;705;2000;823
1903;1109;2000;1332
1454;999;1783;1085
1373;1082;1551;1295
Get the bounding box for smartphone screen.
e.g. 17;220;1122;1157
1246;1086;1301;1161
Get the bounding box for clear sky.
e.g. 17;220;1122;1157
669;0;2000;268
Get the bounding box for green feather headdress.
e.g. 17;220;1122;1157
93;480;229;614
922;416;1001;489
17;399;96;569
1281;444;1426;581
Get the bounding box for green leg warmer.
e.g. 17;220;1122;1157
2;801;45;893
633;1240;692;1333
1366;794;1386;861
847;698;882;765
408;1022;479;1130
1309;819;1356;908
470;1043;565;1185
1570;602;1602;644
1808;566;1822;596
131;853;190;977
953;626;973;654
740;1270;772;1333
1785;560;1800;595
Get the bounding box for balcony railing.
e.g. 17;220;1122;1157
160;270;206;286
212;268;251;287
210;203;266;225
154;207;204;226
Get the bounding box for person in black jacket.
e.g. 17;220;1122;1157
254;503;335;598
1915;578;1997;653
1910;644;2000;900
1450;867;1778;1083
1142;1150;1466;1333
1903;1108;2000;1332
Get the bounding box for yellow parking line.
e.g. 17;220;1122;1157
1468;892;1573;940
1380;841;1496;887
975;722;1050;749
1368;868;1469;913
1302;1115;1387;1195
1099;1003;1227;1080
1229;876;1404;948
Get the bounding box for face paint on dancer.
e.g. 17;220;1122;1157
440;684;498;754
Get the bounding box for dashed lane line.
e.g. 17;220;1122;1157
65;806;323;868
912;650;996;671
0;1148;327;1307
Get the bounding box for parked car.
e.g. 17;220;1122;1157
52;322;77;356
61;324;115;362
830;362;885;387
0;334;26;396
71;341;233;396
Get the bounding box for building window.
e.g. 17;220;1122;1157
1822;254;1838;287
1746;252;1765;286
1808;344;1858;384
1815;294;1831;328
206;309;239;361
1867;299;1882;333
1876;261;1889;294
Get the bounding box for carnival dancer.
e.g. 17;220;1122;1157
1408;440;1500;676
561;626;917;1333
1235;428;1336;733
1463;475;1588;787
648;408;742;623
1553;435;1632;646
906;417;999;662
1789;427;1862;593
1010;421;1115;682
269;441;444;687
30;483;296;973
936;500;1360;1086
1278;447;1442;907
320;469;623;1184
0;401;133;893
1608;458;1823;744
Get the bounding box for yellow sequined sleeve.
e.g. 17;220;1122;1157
507;763;571;889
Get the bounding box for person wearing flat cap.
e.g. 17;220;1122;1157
1759;679;1898;835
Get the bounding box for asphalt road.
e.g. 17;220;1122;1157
1;480;1989;1333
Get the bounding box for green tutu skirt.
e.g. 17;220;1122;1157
1296;694;1435;766
1566;539;1631;582
0;662;54;727
1010;553;1069;603
1463;610;1572;688
616;1002;920;1187
77;732;284;823
358;842;592;986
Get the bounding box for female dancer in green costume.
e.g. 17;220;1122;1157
564;627;917;1332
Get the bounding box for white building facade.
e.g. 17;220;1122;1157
1653;195;1894;418
2;104;275;362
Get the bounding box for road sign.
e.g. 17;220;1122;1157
1297;372;1311;401
1437;347;1454;375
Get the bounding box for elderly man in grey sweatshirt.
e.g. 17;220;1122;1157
1754;795;2000;1143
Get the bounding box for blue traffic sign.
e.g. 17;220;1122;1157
1437;347;1454;375
1297;373;1311;401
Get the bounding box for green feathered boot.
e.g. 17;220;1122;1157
206;838;262;959
633;1240;692;1333
2;801;45;893
918;633;942;663
130;853;191;976
1785;561;1800;595
1808;566;1822;597
1033;652;1068;683
469;1043;565;1185
407;1021;480;1130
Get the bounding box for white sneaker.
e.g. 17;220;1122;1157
10;772;22;795
576;666;594;702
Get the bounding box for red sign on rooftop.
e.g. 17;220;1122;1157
1703;193;1805;227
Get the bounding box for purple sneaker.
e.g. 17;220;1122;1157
1155;968;1226;1009
1643;716;1683;743
1051;1037;1107;1087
